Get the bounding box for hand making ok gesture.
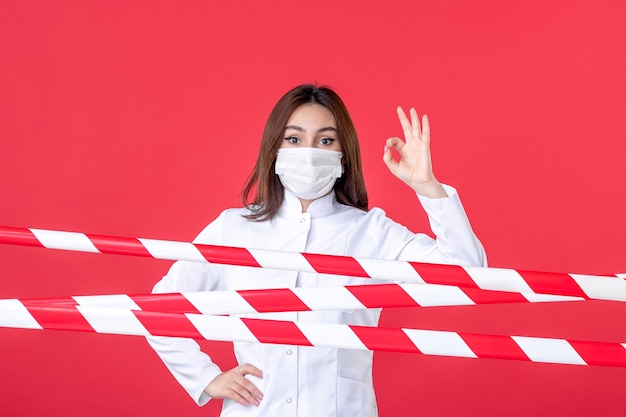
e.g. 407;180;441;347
383;106;447;199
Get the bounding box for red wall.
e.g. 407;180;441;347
1;1;626;416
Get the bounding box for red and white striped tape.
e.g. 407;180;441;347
2;302;625;368
6;284;581;316
1;225;624;302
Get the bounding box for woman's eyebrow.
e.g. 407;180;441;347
285;125;337;133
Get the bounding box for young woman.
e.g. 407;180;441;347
148;84;486;417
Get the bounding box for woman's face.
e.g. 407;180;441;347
280;103;342;152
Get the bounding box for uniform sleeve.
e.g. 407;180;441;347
412;183;487;267
146;213;228;406
366;184;486;268
146;335;221;406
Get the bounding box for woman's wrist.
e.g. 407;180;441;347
411;179;447;199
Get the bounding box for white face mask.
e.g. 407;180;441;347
275;148;343;200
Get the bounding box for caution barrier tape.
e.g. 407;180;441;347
5;284;581;316
0;225;624;301
1;302;625;367
3;225;625;368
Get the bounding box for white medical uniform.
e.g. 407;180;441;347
148;185;486;417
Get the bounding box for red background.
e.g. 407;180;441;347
1;1;626;415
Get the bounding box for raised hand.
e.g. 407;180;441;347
204;363;264;407
383;107;447;199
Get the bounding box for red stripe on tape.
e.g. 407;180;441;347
462;288;529;304
87;234;152;257
131;293;202;314
460;333;531;362
238;288;311;313
409;262;479;288
133;310;205;339
242;318;313;346
351;325;421;353
346;284;417;308
196;244;261;268
517;270;589;298
302;253;370;278
0;227;44;247
570;341;626;367
21;301;94;332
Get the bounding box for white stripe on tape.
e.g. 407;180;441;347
73;294;141;310
400;283;475;307
356;258;424;283
297;322;368;350
292;287;365;311
138;239;207;262
186;315;258;343
183;292;257;315
248;249;316;273
570;274;626;302
30;229;100;253
0;300;43;329
403;329;477;358
521;293;583;303
511;336;586;365
76;306;150;335
464;266;534;293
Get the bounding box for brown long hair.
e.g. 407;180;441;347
241;84;368;221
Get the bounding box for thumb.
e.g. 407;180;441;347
383;144;400;176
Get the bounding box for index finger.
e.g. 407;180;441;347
238;363;264;379
396;106;413;141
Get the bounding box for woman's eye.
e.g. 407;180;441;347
284;136;300;144
320;138;336;145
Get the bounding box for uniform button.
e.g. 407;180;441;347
300;218;306;223
287;349;293;355
286;398;293;404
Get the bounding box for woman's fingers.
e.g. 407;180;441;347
421;113;430;142
385;136;405;151
239;363;263;379
382;137;404;172
227;378;262;407
384;106;444;196
235;365;264;405
398;106;427;143
410;107;421;140
205;363;264;407
397;106;414;142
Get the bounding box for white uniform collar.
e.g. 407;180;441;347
279;189;338;219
